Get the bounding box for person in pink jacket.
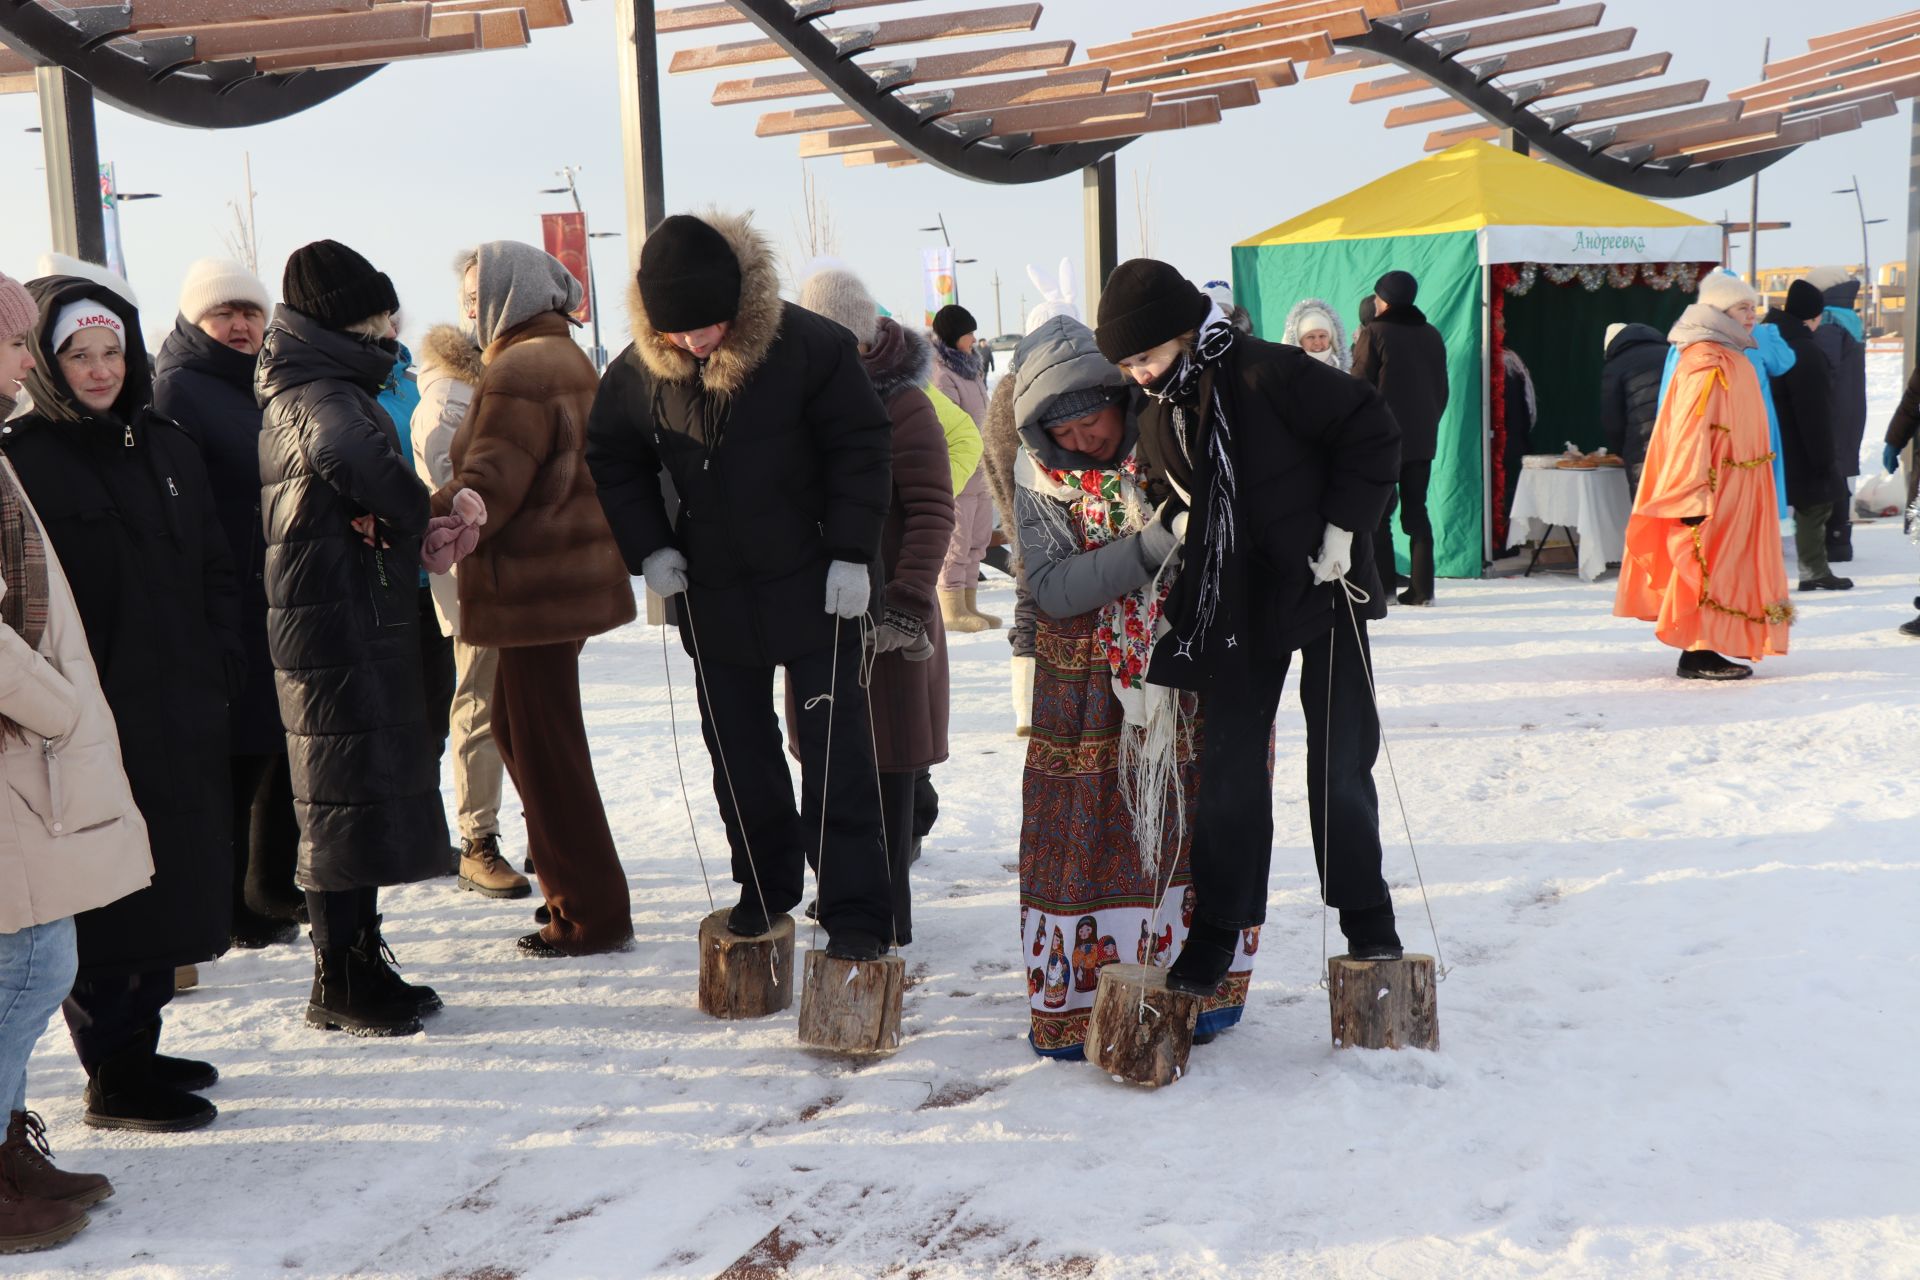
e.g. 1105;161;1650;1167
929;305;998;633
0;270;151;1254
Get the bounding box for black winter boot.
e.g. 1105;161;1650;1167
727;889;772;938
150;1054;217;1092
1901;599;1920;639
1676;649;1753;681
82;1042;216;1133
1340;902;1404;962
824;930;884;961
305;940;422;1037
351;917;441;1015
1398;537;1435;607
1166;919;1238;997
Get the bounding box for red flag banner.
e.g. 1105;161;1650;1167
541;212;593;325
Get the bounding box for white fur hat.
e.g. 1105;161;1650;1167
1801;264;1854;293
1604;322;1627;350
797;267;878;344
177;256;270;325
1698;270;1759;314
35;252;138;308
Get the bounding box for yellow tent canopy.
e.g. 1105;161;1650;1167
1240;140;1720;265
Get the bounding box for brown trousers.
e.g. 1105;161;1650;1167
493;641;632;952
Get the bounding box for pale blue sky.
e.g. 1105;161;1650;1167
0;0;1910;351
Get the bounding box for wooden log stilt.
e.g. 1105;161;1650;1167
697;910;795;1019
1328;954;1438;1051
796;950;904;1054
1085;964;1201;1087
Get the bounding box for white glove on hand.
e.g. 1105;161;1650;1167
642;547;689;598
902;630;935;662
824;560;871;619
1307;524;1354;585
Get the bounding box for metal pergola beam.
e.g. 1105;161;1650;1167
34;66;106;264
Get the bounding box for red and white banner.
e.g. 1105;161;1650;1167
541;212;593;325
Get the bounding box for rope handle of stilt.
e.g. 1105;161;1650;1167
677;594;774;936
662;613;716;915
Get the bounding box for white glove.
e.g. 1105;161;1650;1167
642;547;688;598
824;560;871;619
1172;510;1188;540
1307;524;1353;585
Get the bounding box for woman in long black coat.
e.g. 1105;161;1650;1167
256;240;454;1038
0;275;239;1132
154;269;304;946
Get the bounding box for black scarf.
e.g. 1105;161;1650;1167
1145;309;1250;692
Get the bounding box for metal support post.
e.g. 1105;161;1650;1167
1082;155;1118;319
36;67;106;265
615;0;668;271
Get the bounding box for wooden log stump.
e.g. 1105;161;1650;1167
1085;964;1201;1088
796;951;904;1054
697;910;794;1019
1328;954;1438;1051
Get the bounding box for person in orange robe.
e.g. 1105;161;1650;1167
1614;271;1791;680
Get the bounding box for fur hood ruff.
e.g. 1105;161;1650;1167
626;210;784;400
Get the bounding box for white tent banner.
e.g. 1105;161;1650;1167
1479;224;1723;265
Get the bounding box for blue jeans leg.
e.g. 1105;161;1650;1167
0;917;80;1115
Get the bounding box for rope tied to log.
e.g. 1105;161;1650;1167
1317;574;1449;985
662;614;716;915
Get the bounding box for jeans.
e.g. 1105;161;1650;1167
0;918;78;1113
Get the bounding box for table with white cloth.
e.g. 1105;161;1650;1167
1506;466;1633;582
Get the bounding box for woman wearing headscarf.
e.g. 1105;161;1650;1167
1;274;239;1130
257;240;483;1035
1008;314;1256;1055
1094;259;1405;1000
0;270;146;1250
432;241;637;956
1614;271;1790;680
1281;297;1350;372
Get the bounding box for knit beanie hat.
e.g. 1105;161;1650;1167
797;267;878;344
1094;258;1209;363
50;298;126;353
1604;322;1627;351
931;303;977;348
1785;278;1826;321
638;214;742;334
0;272;33;343
1039;384;1118;431
178;257;270;326
1801;265;1853;293
283;240;398;330
1375;270;1418;307
1698;270;1759;314
1202;280;1235;312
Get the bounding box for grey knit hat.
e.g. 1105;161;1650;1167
1039;385;1117;430
797;267;878;344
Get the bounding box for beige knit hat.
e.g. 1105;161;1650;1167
0;271;33;343
1698;270;1759;314
796;267;878;344
178;256;270;325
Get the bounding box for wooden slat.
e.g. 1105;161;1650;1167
427;9;532;43
1432;3;1604;51
1155;78;1264;109
801;90;1156;156
1423;121;1503;150
429;0;571;30
1681;115;1828;166
1806;9;1920;53
1304;49;1385;77
1083;12;1360;75
0;48;36;76
1108;34;1331;87
1144;63;1295;95
1128;0;1400;42
1618;110;1784;160
755;67;1110;136
131;5;431;60
1570;100;1743;147
1026;95;1225;145
1089;0;1395;61
1402;0;1556;28
102;0;369;27
1529;78;1708;126
1352;28;1637;103
0;72;34;94
670;5;1041;74
1383;52;1670;127
1771;74;1920;122
658;0;915;34
710;40;1075;104
1734;44;1920;112
251;8;532;71
1763;19;1920;82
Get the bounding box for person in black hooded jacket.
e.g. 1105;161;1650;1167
1764;281;1848;591
153;258;304;950
257;240;479;1038
1353;270;1449;606
586;211;896;961
1599;321;1669;494
1095;258;1406;999
0;275;240;1133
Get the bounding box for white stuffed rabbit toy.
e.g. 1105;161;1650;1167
1024;259;1080;333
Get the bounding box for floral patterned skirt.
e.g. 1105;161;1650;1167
1019;610;1256;1058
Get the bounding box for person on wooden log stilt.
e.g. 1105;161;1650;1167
792;266;955;947
1007;314;1256;1058
586;212;895;962
1095;260;1406;997
429;241;637;957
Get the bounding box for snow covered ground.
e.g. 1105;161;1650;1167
19;358;1920;1279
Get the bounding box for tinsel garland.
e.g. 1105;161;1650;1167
1501;261;1713;295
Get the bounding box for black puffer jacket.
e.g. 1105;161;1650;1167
1352;304;1450;462
155;314;283;755
1808;309;1866;479
586;212;892;668
255;305;447;892
1762;308;1837;509
1;276;239;974
1599;322;1668;473
1136;335;1401;660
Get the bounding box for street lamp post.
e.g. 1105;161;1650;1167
541;167;611;369
1835;175;1890;331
